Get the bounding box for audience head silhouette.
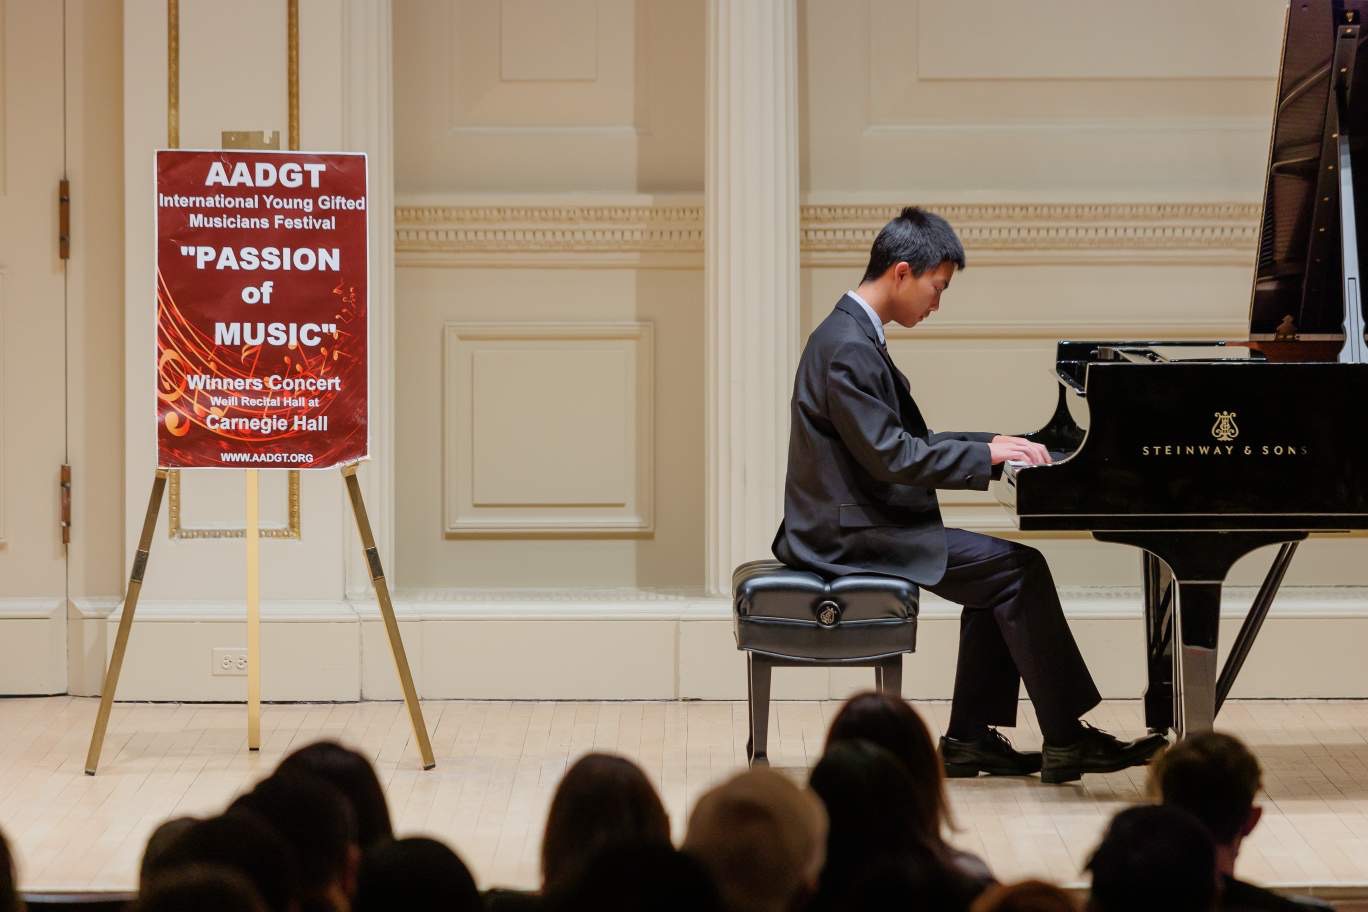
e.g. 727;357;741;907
550;842;724;912
970;879;1078;912
354;836;480;912
139;816;198;889
277;740;393;850
684;766;827;912
1086;804;1217;912
141;811;301;912
230;772;358;912
829;847;981;912
825;690;953;839
0;828;17;912
809;738;980;910
1150;731;1262;856
132;864;267;912
540;752;670;893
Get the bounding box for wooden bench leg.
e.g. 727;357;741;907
746;653;772;767
876;655;903;698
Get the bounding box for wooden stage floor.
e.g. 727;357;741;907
2;697;1366;896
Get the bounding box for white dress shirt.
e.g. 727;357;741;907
846;289;887;346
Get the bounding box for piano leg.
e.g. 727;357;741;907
1141;552;1175;734
1095;531;1306;740
1172;580;1222;738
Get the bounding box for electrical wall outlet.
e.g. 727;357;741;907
212;647;249;676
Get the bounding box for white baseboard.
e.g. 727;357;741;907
5;588;1365;701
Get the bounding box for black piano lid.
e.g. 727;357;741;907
1252;0;1368;339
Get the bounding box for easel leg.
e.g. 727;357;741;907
342;464;435;770
245;469;261;750
85;469;170;775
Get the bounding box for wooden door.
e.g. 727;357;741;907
0;0;69;690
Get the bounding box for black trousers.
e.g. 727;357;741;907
924;528;1101;743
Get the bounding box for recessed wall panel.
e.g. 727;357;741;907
500;0;599;81
470;348;629;506
915;0;1284;81
445;322;653;535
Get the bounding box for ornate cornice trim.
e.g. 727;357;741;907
395;204;705;268
394;201;1261;267
802;202;1261;266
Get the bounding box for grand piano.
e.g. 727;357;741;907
995;0;1368;739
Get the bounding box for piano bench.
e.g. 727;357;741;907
732;560;919;766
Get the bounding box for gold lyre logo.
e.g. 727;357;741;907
1211;411;1239;442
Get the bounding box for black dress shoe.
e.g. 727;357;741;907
1040;723;1167;784
939;729;1043;778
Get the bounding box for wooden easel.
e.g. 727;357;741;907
84;2;433;775
84;463;435;774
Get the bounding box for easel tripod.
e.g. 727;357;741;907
84;463;436;774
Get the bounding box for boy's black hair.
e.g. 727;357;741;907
861;206;966;283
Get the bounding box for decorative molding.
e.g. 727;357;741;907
104;599;357;623
802;203;1262;266
394;201;1262;267
0;598;64;620
395;202;704;267
167;469;302;540
70;596;122;621
91;587;1368;622
54;590;1368;701
443;321;654;535
884;319;1249;341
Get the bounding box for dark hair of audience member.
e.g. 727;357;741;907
277;740;393;849
133;864;267;912
1086;805;1217;912
354;836;480;912
230;772;359;912
139;816;198;889
971;879;1079;912
825;691;954;838
142;811;300;912
834;848;981;912
550;842;725;912
540;753;671;893
1148;731;1262;845
809;739;981;911
0;828;17;912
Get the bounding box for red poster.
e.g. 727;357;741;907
155;150;368;469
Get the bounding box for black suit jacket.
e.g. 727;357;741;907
771;295;994;585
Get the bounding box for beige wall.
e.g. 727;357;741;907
67;0;126;601
392;0;707;589
3;0;1365;699
394;263;704;589
394;0;705;194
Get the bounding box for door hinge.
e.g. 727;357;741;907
61;464;72;545
59;179;71;260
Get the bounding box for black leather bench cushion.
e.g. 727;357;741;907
732;560;918;661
